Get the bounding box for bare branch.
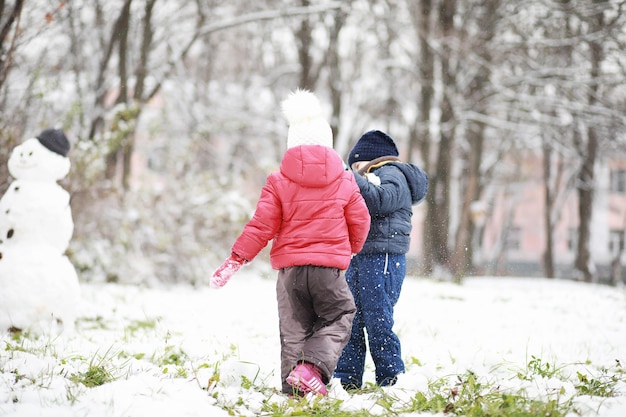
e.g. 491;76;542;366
197;2;343;37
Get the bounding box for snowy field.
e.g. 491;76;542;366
1;272;625;416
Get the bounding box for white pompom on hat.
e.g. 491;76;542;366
281;89;333;149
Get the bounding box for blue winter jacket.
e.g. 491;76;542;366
353;157;428;254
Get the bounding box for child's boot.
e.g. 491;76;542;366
286;362;328;396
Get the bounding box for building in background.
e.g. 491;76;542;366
408;152;626;283
479;154;624;282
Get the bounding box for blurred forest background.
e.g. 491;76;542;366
1;0;625;285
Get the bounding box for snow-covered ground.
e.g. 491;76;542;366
1;272;625;416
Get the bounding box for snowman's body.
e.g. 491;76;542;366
0;135;80;334
0;180;73;252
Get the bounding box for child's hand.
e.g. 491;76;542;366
210;253;247;289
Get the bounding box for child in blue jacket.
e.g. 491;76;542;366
334;130;428;389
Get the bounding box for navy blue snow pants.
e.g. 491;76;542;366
334;253;406;388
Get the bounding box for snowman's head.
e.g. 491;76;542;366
8;136;71;182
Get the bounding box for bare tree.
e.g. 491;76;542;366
0;0;25;187
448;0;500;280
421;0;456;277
0;0;24;92
326;2;352;140
573;1;606;282
406;0;434;276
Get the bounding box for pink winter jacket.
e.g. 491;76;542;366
232;145;370;270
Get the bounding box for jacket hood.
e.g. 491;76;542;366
280;145;345;188
387;162;429;205
361;158;428;205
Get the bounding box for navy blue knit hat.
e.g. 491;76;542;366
36;128;70;157
348;130;399;167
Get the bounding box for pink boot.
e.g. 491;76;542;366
286;362;328;396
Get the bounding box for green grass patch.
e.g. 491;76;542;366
3;319;624;417
216;358;626;417
69;346;124;387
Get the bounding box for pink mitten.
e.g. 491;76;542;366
210;253;246;289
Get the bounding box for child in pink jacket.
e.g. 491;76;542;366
211;90;370;396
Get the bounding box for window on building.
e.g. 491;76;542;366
609;229;625;256
506;226;521;251
610;169;626;194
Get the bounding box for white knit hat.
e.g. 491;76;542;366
281;89;333;149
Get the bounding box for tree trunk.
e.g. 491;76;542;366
326;6;349;141
450;0;496;281
101;0;132;184
575;4;603;283
133;0;156;103
575;130;597;282
610;250;624;287
426;0;456;274
408;0;434;274
121;0;155;191
0;0;25;92
88;0;131;140
451;123;484;280
542;141;555;278
295;0;315;90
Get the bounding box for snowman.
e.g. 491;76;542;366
0;129;80;334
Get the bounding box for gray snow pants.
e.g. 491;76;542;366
276;265;356;394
